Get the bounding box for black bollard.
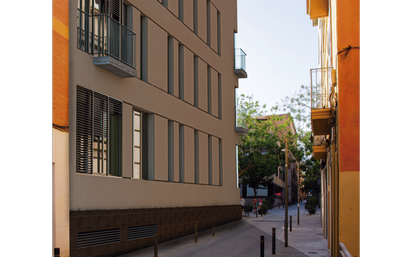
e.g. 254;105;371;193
154;230;158;257
213;220;215;236
290;216;292;232
195;223;198;243
272;228;276;255
260;235;265;257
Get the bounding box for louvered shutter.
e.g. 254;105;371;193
93;92;109;174
76;86;122;175
76;86;94;174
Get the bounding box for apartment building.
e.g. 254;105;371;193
53;0;247;256
306;0;359;256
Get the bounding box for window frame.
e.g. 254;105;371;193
76;85;122;177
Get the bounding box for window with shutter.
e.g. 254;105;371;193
76;85;122;176
110;0;122;22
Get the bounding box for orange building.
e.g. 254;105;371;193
306;0;359;256
53;0;70;256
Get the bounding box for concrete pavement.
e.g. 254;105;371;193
120;201;329;257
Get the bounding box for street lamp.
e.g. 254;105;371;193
283;138;289;247
282;148;301;226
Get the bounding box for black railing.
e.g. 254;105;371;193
77;9;136;68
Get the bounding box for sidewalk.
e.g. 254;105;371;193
120;202;329;257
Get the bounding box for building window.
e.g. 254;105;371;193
76;86;122;176
195;130;199;184
236;145;239;188
219;138;222;186
179;124;185;183
168;120;174;182
133;111;142;179
141;16;148;82
179;44;184;100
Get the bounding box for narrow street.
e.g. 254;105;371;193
121;201;329;257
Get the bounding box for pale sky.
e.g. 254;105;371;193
236;0;318;112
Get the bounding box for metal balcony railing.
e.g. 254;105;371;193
77;9;136;68
310;67;333;110
235;48;247;72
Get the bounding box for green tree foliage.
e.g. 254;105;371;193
237;95;297;197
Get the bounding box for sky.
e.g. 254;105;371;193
236;0;318;113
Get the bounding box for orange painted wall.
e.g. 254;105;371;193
53;0;69;131
336;1;360;256
337;0;359;172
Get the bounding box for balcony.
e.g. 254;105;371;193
313;135;327;160
234;48;247;78
77;9;137;78
310;67;332;136
235;103;248;134
306;0;329;20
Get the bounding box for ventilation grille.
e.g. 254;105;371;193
77;229;120;249
127;225;158;241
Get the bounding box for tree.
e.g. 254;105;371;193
273;85;312;134
273;85;321;196
237;95;296;198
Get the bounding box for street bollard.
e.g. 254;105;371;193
195;223;198;243
54;248;60;257
260;235;265;257
272;228;276;255
290;216;292;232
213;220;215;236
154;230;158;257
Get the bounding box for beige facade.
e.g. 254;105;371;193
64;0;245;256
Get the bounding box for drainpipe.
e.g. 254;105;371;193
331;110;339;257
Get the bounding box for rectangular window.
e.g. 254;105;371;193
218;73;221;119
236;145;239;188
133;111;142;179
179;44;184;100
168;120;174;182
208;135;212;185
207;65;211;114
219;138;222;186
207;0;210;46
217;10;221;55
141;16;148;82
195;130;199;184
194;55;198;107
193;0;198;35
76;85;122;176
168;36;174;95
179;124;185;183
178;0;184;22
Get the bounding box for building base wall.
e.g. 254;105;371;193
70;205;241;257
339;171;359;257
